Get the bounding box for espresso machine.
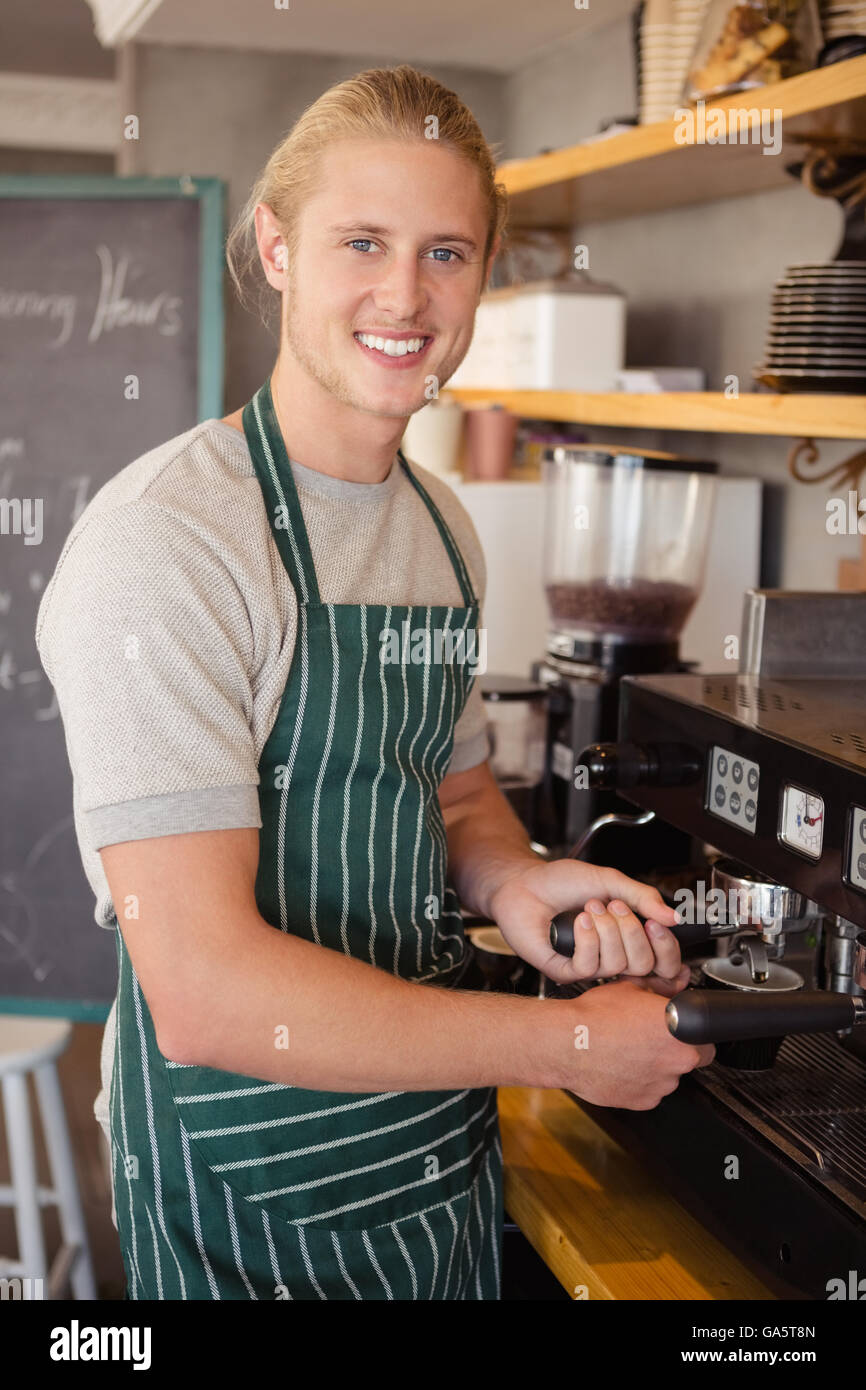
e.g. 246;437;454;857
531;444;718;876
549;590;866;1299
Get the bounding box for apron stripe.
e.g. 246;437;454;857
391;1222;419;1300
309;605;341;945
175;1081;292;1103
188;1090;408;1137
340;607;368;954
179;1123;220;1299
419;1211;440;1299
297;1226;327;1300
362;1229;394;1299
277;603;310;933
388;605;412;974
443;1201;460;1299
331;1232;362;1299
131;974;186;1297
262;1211;286;1295
224;1183;258;1299
367;604;391;967
142;1203;163;1299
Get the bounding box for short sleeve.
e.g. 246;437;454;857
36;500;263;849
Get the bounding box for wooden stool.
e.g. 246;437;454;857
0;1016;97;1299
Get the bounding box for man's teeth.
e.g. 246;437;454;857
356;333;426;357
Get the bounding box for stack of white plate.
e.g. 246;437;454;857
821;1;866;37
640;0;710;124
754;262;866;393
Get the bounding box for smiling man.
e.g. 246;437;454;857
36;65;712;1302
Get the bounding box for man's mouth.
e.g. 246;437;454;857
353;331;433;368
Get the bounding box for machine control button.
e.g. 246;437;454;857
706;744;759;835
846;806;866;893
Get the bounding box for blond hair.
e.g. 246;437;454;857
225;64;508;329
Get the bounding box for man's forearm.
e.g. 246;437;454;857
442;766;543;920
160;912;563;1093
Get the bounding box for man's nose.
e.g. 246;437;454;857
372;255;427;322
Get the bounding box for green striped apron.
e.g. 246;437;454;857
108;375;502;1299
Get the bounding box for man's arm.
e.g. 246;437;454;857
99;821;710;1109
438;759;541;919
100;828;554;1093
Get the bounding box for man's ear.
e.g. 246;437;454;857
256;202;289;290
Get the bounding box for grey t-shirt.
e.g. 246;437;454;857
35;416;491;1165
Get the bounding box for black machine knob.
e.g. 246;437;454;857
665;989;858;1044
577;741;703;790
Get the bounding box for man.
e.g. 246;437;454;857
37;64;712;1301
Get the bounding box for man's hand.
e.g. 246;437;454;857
557;976;715;1109
487;857;684;986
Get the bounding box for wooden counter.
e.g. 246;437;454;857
499;1086;775;1301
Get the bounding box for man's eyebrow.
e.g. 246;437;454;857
326;222;478;251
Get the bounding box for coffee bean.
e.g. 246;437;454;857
546;578;697;638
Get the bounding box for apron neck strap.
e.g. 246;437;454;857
242;375;478;609
242;376;320;605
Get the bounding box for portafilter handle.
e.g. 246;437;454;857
666;989;865;1044
549;909;714;956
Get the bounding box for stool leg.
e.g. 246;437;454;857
2;1072;47;1290
34;1062;97;1301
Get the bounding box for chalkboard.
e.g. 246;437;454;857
0;175;225;1019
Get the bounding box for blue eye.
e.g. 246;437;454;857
427;247;461;263
349;239;375;253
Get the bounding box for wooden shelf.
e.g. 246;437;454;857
500;55;866;226
444;388;866;439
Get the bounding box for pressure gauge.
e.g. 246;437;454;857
779;784;824;860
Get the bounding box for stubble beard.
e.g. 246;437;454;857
281;270;465;420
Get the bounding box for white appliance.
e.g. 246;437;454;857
449;475;763;676
448;278;626;393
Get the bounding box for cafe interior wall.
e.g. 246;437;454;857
504;16;861;597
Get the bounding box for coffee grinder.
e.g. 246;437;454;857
531;444;718;872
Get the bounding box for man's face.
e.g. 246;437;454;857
282;137;492;419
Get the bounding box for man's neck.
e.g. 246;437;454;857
265;349;408;485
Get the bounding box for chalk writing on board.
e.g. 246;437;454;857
0;244;183;349
90;245;182;342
